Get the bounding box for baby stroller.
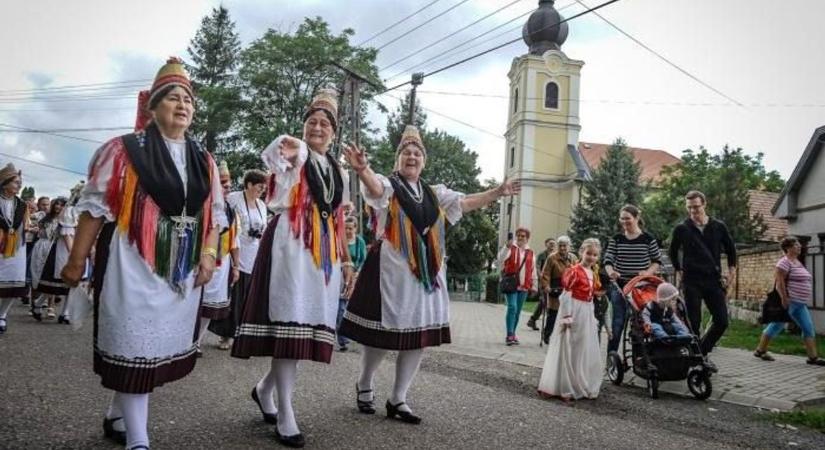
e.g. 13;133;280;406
605;275;713;400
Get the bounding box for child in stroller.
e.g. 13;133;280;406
606;275;713;400
642;282;690;339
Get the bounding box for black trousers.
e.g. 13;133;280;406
529;300;545;322
684;278;729;355
542;308;558;344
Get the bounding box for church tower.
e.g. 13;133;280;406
500;0;588;247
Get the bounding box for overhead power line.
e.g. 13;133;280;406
1;126;131;133
0;122;105;144
0;79;151;95
380;0;524;72
383;0;622;92
0;151;87;176
574;0;742;107
357;0;444;47
376;0;473;51
385;1;577;82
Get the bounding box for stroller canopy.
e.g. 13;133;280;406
622;275;667;312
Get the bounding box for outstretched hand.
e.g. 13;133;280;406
278;135;302;165
497;178;521;197
342;143;369;173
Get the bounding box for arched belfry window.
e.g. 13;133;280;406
513;88;519;113
544;81;559;109
509;147;515;168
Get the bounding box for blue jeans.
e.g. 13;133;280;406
505;291;528;337
651;321;691;339
336;298;349;347
607;283;627;353
763;301;816;339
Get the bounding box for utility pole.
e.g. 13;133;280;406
407;72;424;124
329;62;381;232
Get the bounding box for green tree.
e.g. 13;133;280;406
570;138;644;248
643;146;783;244
237;17;381;152
186;6;243;156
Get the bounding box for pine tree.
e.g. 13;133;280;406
570;138;644;248
186;6;242;157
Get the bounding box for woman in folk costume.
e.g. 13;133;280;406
339;125;520;424
208;168;268;350
29;196;68;321
61;57;226;450
0;163;29;335
497;226;538;346
538;238;605;402
54;181;92;325
231;89;354;448
197;161;241;354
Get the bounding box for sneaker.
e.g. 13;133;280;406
703;357;718;373
806;357;825;366
513;336;521;345
505;336;515;346
753;350;775;361
526;319;539;331
46;308;56;319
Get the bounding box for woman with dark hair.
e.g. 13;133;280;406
754;236;825;365
29;196;68;321
0;163;29;334
208;167;267;350
340;125;520;425
61;57;225;450
231;89;354;448
604;204;661;356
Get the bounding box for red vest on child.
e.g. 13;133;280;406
562;264;594;301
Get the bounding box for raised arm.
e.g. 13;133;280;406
460;178;520;213
343;142;384;199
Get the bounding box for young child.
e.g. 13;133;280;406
537;238;604;401
642;282;691;339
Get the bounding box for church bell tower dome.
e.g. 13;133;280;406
522;0;569;55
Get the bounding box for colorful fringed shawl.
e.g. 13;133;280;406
0;197;27;258
283;157;346;285
93;132;214;294
217;206;239;266
384;175;447;293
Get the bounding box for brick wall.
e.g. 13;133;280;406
722;244;783;309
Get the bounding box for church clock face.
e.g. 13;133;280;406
544;53;563;73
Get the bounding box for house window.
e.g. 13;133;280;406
513;88;518;113
509;147;515;168
544;81;559;109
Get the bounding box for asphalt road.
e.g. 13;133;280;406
1;303;823;449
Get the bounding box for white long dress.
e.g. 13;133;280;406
538;266;604;399
77;135;225;393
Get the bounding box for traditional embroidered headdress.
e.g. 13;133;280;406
0;163;20;186
218;160;231;179
135;57;193;131
303;88;339;130
393;125;427;171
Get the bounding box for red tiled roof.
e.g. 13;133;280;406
578;142;681;186
748;190;788;242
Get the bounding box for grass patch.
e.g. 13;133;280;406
704;314;825;357
765;408;825;433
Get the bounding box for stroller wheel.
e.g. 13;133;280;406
647;377;659;399
607;351;624;385
687;369;713;400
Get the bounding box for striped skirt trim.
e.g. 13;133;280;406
232;322;335;363
93;346;197;394
200;301;231;320
0;283;27;297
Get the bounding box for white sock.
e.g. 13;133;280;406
390;349;424;413
198;318;210;346
272;359;299;436
58;295;69;318
32;294;45;313
255;359;279;415
0;297;14;319
358;346;387;402
105;392;126;432
116;392;150;449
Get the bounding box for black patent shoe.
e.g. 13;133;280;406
251;386;278;424
102;417;127;445
0;321;6;335
58;315;70;325
275;429;305;448
386;401;422;424
31;311;42;322
356;383;376;414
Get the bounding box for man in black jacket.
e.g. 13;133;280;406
669;190;736;371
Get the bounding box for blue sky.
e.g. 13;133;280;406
2;0;824;198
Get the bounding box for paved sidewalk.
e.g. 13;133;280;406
433;301;825;411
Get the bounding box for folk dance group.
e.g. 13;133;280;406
0;58;521;449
